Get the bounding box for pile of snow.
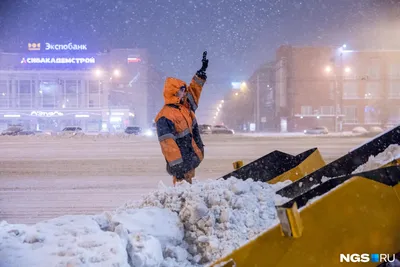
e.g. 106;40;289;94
352;144;400;174
121;177;291;265
0;177;291;267
0;215;130;267
352;126;368;134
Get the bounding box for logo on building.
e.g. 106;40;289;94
21;57;96;64
45;42;87;51
28;43;41;51
30;111;64;117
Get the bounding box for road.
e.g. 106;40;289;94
0;134;369;224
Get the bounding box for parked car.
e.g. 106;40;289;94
199;124;212;134
304;126;329;135
212;125;235;134
124;126;142;135
1;125;36;136
60;126;84;136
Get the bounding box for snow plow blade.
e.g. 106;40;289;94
221;148;325;184
210;166;400;267
276;125;400;199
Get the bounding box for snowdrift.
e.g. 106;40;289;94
0;177;291;267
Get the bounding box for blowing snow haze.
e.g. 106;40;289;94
0;0;399;121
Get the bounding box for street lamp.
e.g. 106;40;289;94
221;100;224;103
113;69;121;77
344;66;351;73
235;92;239;96
95;69;103;77
324;66;332;73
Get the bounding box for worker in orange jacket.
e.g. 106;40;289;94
155;51;208;185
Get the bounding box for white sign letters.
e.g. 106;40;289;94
30;111;64;117
45;42;87;51
21;57;96;64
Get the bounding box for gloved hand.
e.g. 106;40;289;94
196;51;208;80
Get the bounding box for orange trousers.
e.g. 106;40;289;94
173;169;195;185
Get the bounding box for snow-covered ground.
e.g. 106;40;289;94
0;178;290;267
0;135;368;224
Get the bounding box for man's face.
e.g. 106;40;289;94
177;85;187;100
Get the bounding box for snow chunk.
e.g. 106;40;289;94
111;207;184;248
123;177;291;265
352;144;400;174
0;215;129;267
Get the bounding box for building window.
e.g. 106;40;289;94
389;81;400;98
367;60;380;79
388;106;400;124
365;82;381;99
389;63;400;78
18;80;32;108
39;81;57;108
300;105;312;115
0;80;9;108
65;80;78;108
320;106;334;115
88;81;102;108
344;106;357;123
364;105;380;124
343;82;358;99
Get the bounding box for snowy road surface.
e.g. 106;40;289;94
0;135;369;224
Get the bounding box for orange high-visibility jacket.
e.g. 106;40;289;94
155;74;206;179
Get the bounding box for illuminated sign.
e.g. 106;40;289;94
30;111;64;117
45;42;87;51
21;57;95;64
28;43;41;51
28;42;87;51
127;57;141;63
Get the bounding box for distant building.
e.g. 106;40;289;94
220;62;276;132
0;41;163;132
275;45;400;132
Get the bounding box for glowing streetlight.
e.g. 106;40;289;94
219;104;222;108
217;107;220;112
235;92;239;96
344;66;351;73
342;44;347;49
221;100;224;103
113;69;121;77
94;69;103;77
324;66;332;73
213;116;216;119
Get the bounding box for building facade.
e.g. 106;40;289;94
275;45;400;132
0;41;163;132
220;62;276;132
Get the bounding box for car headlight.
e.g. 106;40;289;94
304;130;307;133
144;129;154;136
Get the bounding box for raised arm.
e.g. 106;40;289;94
186;51;208;112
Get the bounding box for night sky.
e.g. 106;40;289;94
0;0;398;122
